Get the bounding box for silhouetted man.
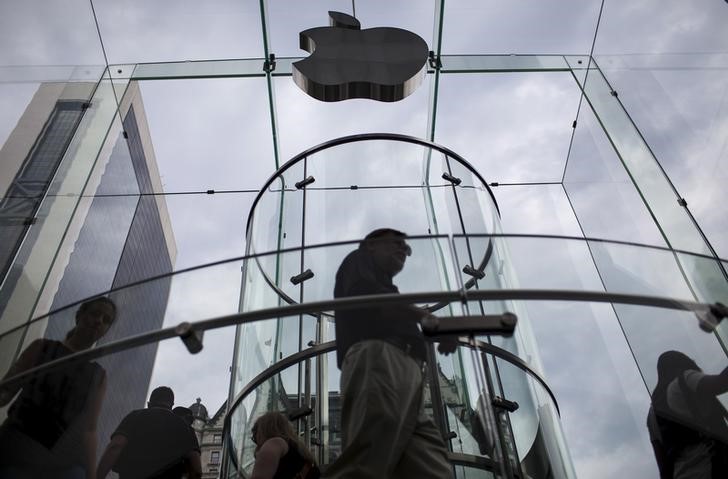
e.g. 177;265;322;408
326;228;454;479
647;351;728;478
97;386;201;479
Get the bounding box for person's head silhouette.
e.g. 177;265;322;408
65;297;116;351
359;228;411;277
148;386;174;410
654;351;700;395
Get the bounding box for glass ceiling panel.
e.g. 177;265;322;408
434;71;580;183
163;192;255;269
441;0;602;55
273;75;431;163
0;0;104;67
93;0;265;64
138;78;276;193
594;0;728;57
492;185;582;237
440;55;571;72
266;0;437;58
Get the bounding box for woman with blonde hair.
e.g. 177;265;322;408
250;411;319;479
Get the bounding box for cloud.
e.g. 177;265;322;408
0;0;105;66
434;72;580;183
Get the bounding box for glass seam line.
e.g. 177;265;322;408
88;0;124;125
560;0;606;183
44;184;483;199
38;181;570;201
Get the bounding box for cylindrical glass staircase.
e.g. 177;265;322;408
227;134;575;478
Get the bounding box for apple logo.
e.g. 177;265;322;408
292;11;429;102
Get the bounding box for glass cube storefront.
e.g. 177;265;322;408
1;1;727;478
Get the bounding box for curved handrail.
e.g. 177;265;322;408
0;288;709;393
244;133;501;245
241;134;501;312
0;235;443;342
7;232;723;338
224;338;560;432
222;339;559;476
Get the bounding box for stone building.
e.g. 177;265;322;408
189;398;225;478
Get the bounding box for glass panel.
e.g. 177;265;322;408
591;53;728;258
0;239;722;479
515;299;658;478
577;64;711;255
163;192;255;269
228;350;333;474
492;185;582;236
435;72;581;183
0;78;119;334
493;358;575;478
274;75;431;163
304;188;433;244
441;55;571;72
436;346;495;459
234;264;286;396
305;140;430;189
564;100;666;246
132;59;265;80
0;66;106;84
137;78;277;192
302;236;459;304
424;157;499;238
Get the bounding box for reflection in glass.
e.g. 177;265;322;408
435;72;580;184
0;298;116;478
647;350;728;478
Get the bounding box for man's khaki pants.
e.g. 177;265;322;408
326;340;453;478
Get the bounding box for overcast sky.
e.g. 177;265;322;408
2;1;728;478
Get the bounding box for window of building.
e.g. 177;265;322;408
210;450;220;464
0;100;86;283
213;433;222;443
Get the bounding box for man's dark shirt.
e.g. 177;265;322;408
334;248;426;368
112;407;199;478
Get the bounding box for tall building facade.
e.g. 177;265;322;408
0;80;176;450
